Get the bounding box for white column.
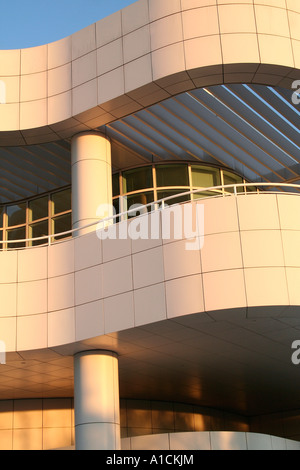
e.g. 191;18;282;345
74;350;121;450
71;131;113;235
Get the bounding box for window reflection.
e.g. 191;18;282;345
29;196;48;222
52;188;71;215
30;220;49;246
7;227;26;249
191;165;221;188
0;163;250;249
122;167;153;193
113;163;250;214
157;190;190;205
192;190;219;199
123;192;154;218
223;171;244;193
113;198;120;223
0;187;72;249
7;203;26;226
112;173;120;197
156;164;189;187
53;213;72;240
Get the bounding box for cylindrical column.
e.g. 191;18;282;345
74;350;121;450
71;131;113;235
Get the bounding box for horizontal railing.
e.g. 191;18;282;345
1;182;300;250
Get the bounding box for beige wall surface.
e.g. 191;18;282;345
0;192;300;354
0;398;74;450
0;0;299;144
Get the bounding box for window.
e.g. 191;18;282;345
7;203;26;226
123;192;154;218
53;213;72;241
122;166;153;193
0;187;72;249
113;198;120;222
51;188;72;241
191;166;221;188
0;163;251;249
157;189;190;205
112;173;120;197
156;164;189;187
223;171;244;193
52;188;71;215
29;196;48;222
29;220;49;246
7;226;26;249
112;163;251;219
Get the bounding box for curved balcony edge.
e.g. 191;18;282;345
0;0;299;143
0;190;299;354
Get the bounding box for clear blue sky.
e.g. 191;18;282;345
0;0;136;50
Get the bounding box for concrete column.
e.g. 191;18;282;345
74;350;121;450
71;131;113;235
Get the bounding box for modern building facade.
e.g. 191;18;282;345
0;0;300;450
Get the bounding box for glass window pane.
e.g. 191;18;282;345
223;171;244;193
112;173;120;197
192;190;219;200
0;207;3;228
52;188;71;215
122;167;153;194
7;203;26;226
53;213;72;240
123;192;154;218
29;196;48;221
157;189;190;206
191;166;221;188
156;164;189;187
245;184;257;193
113;198;120;223
30;220;49;246
7;226;26;249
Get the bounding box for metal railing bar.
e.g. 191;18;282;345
1;182;300;248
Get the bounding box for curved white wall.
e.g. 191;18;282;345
0;192;300;354
0;0;299;144
122;431;300;451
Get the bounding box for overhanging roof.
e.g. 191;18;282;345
0;83;299;203
104;84;300;185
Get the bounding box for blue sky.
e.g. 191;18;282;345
0;0;136;49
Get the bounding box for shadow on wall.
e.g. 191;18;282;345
120;399;249;438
